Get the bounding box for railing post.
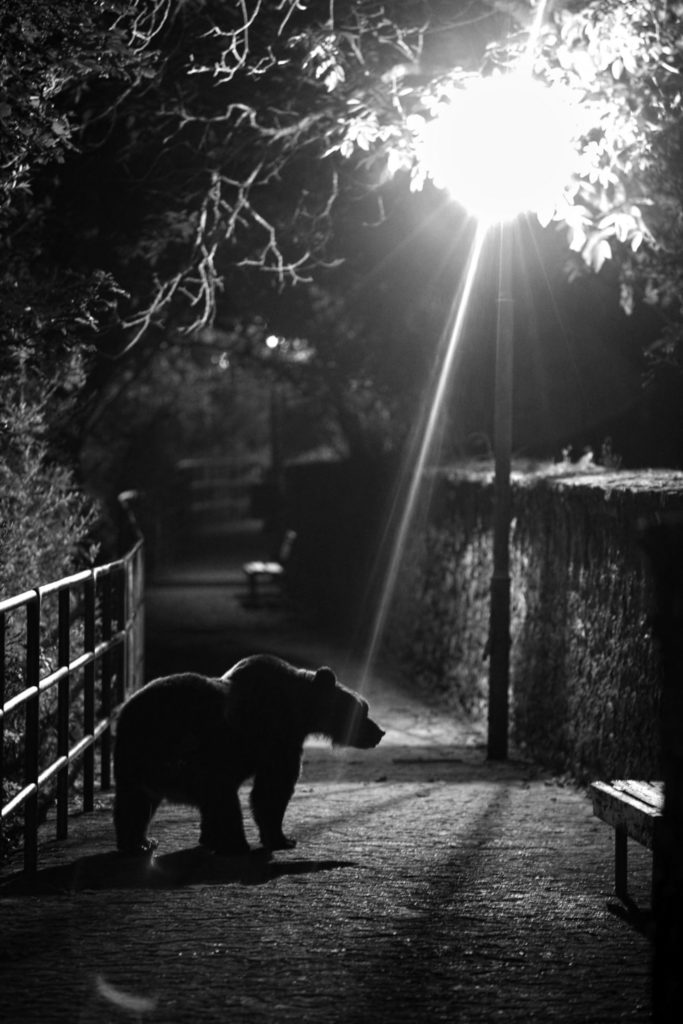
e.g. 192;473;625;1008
57;588;70;840
83;575;96;814
115;564;126;708
100;571;113;791
135;544;146;690
122;545;145;699
24;594;41;873
122;555;132;699
0;611;5;853
1;526;144;873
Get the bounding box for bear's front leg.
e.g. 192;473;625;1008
250;769;298;851
198;785;250;856
114;783;160;856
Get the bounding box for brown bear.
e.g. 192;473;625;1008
113;654;384;856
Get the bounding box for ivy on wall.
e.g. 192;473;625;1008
386;466;683;780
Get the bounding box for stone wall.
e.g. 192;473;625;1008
385;466;683;781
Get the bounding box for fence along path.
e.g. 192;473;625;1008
0;505;144;874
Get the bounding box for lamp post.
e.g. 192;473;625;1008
417;72;575;760
488;222;514;759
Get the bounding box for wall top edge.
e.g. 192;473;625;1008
434;463;683;497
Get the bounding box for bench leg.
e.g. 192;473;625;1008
652;840;663;916
615;824;628;902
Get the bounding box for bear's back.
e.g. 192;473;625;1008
222;655;316;739
222;654;311;691
115;673;229;764
120;672;225;722
115;661;316;779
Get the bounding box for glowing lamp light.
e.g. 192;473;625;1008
417;74;576;225
413;70;579;760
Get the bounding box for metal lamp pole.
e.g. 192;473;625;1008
415;72;574;762
487;222;514;760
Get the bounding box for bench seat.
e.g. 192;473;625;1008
242;530;296;605
590;779;664;910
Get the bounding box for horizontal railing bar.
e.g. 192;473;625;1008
67;651;93;676
0;589;38;615
37;755;69;788
38;558;127;599
68;719;110;763
66;634;125;676
38;569;92;598
123;539;144;563
1;782;37;819
1;515;144;871
37;664;70;693
53;631;126;682
1;718;112;819
1;632;126;719
1;685;39;718
93;560;126;580
0;545;141;614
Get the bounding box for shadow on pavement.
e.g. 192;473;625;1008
606;896;655;938
0;847;357;895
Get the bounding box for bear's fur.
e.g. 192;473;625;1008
113;654;384;856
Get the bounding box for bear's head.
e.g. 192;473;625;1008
314;667;385;749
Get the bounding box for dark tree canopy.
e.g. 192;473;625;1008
1;1;517;355
2;0;683;471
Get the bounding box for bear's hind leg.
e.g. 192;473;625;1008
114;783;160;856
198;786;249;856
250;772;297;851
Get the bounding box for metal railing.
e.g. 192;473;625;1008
0;521;144;873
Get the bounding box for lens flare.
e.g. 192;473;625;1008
359;223;488;688
417;73;577;226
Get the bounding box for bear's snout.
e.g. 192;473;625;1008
322;682;385;750
364;719;385;748
350;718;385;749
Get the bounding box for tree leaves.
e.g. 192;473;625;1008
474;0;683;330
5;0;683;371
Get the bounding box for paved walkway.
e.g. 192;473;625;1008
1;524;652;1022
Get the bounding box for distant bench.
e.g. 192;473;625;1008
590;779;664;911
242;530;297;605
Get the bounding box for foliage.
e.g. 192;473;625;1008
110;0;683;420
237;279;431;459
0;1;159;349
1;346;99;853
0;2;158;594
0;1;157;198
518;1;683;342
1;2;505;349
0;346;99;596
80;335;272;502
5;0;683;351
0;339;102;852
323;0;683;357
3;0;683;478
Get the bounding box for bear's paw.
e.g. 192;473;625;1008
117;837;159;858
265;834;297;851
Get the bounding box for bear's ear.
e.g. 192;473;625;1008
314;667;337;688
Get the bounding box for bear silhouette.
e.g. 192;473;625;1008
113;654;385;856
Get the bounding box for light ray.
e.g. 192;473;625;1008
518;0;550;76
358;221;489;690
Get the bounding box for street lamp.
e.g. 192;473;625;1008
416;71;576;759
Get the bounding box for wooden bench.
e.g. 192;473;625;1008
242;530;297;605
590;779;664;911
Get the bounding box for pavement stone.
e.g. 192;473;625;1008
0;528;653;1022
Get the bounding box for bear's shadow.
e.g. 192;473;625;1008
0;848;357;895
